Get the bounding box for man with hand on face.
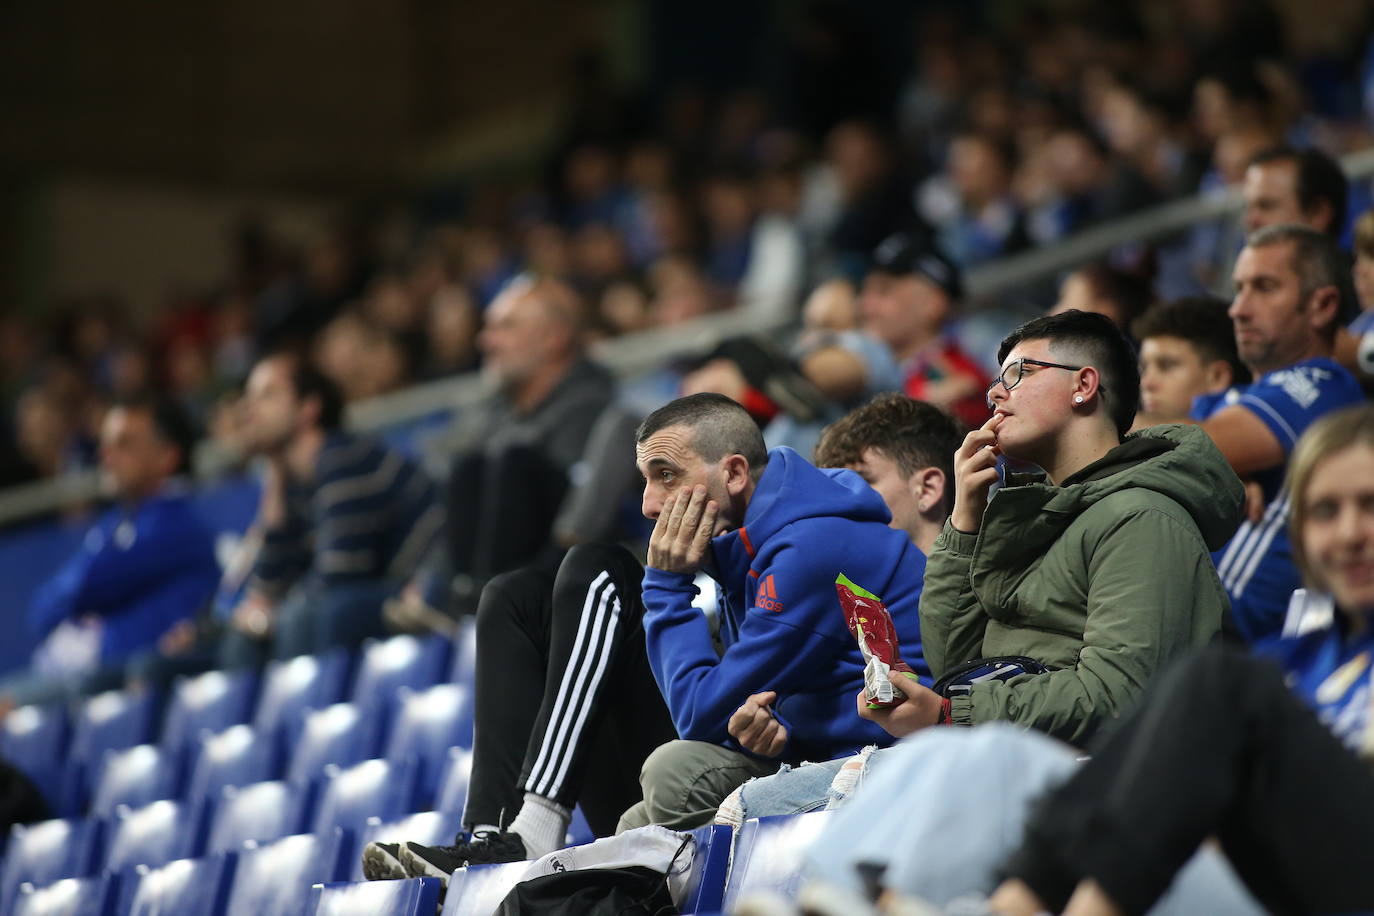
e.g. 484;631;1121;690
365;393;928;883
712;393;962;825
862;310;1244;747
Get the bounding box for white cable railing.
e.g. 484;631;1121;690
4;144;1372;528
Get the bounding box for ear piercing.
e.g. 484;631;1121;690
1074;396;1084;404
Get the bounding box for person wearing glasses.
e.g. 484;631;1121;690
862;309;1244;746
710;309;1248;836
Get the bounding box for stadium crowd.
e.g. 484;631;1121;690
5;1;1374;914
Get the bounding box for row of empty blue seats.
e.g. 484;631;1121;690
1;750;476;911
85;677;474;820
1;625;476;817
10;812;818;916
4;620;833;915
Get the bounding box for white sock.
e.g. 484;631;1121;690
470;823;499;837
507;793;571;858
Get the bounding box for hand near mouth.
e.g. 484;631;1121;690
951;413;1004;533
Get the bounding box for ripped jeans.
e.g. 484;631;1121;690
717;745;891;827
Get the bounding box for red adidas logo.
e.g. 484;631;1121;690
754;574;783;612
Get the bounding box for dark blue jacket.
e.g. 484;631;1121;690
642;447;928;764
29;485;221;663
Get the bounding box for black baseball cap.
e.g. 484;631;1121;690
870;232;963;301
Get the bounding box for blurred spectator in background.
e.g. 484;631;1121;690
646;256;721;327
802;120;921;279
219;353;441;664
1243;146;1349;238
731;168;807;322
700;170;757;291
14;388;78;481
1350;208;1374;332
1028;126;1159;245
420;284;481;380
409;276;614;623
1095;78;1197;200
1132;296;1248;427
256;225;372;351
917;131;1028;266
1049;262;1156;336
3;397;218;707
858;234;990;429
800;276;859;333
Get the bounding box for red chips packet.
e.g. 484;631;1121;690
836;573;915;708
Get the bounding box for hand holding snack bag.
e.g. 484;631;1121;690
836;573;916;708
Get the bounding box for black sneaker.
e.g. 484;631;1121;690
400;830;528;883
360;841;408;880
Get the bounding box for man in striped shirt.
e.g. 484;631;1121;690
222;353;443;662
1190;225;1363;641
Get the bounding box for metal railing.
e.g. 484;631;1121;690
5;144;1373;529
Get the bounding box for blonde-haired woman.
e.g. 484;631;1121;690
988;402;1374;916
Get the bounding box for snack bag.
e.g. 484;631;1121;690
836;573;915;708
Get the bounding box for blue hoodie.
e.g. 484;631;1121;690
642;447;928;763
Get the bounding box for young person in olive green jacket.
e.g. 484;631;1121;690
719;310;1246;829
863;309;1245;747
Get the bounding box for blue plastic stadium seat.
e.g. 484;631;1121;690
350;634;450;731
125;853;237;916
441;860;532;916
384;683;474;804
309;757;419;837
223;830;349;916
103;799;198;873
89;744;178;819
159;669;259;757
0;703;69;810
10;874;117;916
0;817;104;914
204;779;309;856
566;806;595;847
308;876;443;916
348;810;464;881
448;618;477;687
678;824;733;915
252;650;351;759
184;724;278;803
61;688;161;816
287;703;373;786
433;747;472;816
721;812;832;910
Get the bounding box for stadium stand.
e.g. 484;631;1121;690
0;816;105;914
222;830;350;916
11;874;118;916
309;876;443;916
183;724;277;804
204;779;307;856
157;670;259;761
0;703;69;810
287;703;373;787
89;746;178;819
102;799;195;873
3;4;1374;913
123;854;237;916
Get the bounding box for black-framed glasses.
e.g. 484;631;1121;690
986;357;1105;408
